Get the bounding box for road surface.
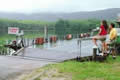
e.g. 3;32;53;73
0;56;51;80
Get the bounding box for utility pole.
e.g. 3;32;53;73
44;25;48;42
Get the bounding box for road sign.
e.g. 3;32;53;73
8;27;19;34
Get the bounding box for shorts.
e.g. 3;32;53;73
107;40;116;49
93;35;106;42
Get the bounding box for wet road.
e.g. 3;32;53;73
0;39;97;80
19;39;95;61
0;56;51;80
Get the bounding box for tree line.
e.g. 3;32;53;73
55;19;100;36
0;18;101;36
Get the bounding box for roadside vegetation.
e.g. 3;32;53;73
0;18;101;44
0;18;117;41
18;56;120;80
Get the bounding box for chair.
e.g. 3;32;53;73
107;36;120;55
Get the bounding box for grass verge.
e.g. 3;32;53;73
18;56;120;80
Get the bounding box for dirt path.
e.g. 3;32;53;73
16;67;72;80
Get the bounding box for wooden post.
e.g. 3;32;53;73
93;46;97;61
79;39;82;57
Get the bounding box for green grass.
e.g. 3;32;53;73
22;56;120;80
0;35;16;46
24;33;44;38
53;56;120;80
0;34;16;40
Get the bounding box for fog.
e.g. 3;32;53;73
0;0;119;13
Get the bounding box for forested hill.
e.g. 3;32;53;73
0;8;120;21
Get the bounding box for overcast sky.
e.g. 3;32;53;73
0;0;120;13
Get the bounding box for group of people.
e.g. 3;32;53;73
92;20;117;59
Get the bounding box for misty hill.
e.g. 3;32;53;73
0;8;120;21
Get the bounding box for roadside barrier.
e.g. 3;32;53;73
50;36;57;43
35;37;44;45
66;34;72;40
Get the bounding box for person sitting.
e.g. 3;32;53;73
105;23;117;59
92;20;108;53
4;40;22;51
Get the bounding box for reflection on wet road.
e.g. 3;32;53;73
20;39;95;61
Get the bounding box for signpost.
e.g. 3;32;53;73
8;27;19;35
